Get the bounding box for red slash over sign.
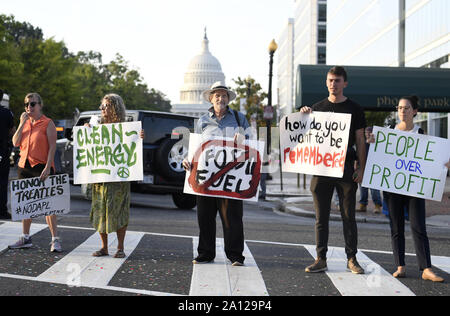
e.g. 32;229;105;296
188;140;262;199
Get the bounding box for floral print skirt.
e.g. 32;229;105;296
90;182;130;234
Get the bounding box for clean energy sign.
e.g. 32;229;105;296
73;121;143;184
362;126;450;201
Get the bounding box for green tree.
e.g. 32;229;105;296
0;14;172;124
0;17;25;110
365;111;393;128
104;54;171;111
229;76;267;128
73;51;110;112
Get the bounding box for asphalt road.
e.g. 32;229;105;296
0;186;449;299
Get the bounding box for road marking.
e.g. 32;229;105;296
36;231;144;287
429;255;450;275
190;238;268;296
0;222;47;252
190;237;231;296
0;272;179;296
228;242;268;296
304;245;415;296
1;222;448;296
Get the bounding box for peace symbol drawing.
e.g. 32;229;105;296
117;167;130;178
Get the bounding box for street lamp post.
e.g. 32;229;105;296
266;39;277;156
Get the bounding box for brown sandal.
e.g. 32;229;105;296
92;248;109;257
113;249;126;258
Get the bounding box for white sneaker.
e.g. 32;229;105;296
8;236;33;249
50;238;62;253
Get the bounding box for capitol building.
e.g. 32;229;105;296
171;31;226;117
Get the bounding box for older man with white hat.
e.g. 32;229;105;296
183;81;251;266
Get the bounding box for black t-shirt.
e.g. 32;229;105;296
0;106;13;150
311;98;366;180
311;98;366;149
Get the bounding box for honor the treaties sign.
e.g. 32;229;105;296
10;174;71;221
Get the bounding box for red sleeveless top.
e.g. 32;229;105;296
18;115;55;169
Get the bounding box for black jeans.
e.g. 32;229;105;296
196;196;245;263
387;193;431;270
310;175;358;260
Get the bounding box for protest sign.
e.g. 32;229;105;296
362;126;450;201
280;111;351;178
10;174;70;221
73;121;143;184
184;134;265;201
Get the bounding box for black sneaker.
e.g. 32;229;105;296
305;258;327;273
192;256;214;264
347;257;365;274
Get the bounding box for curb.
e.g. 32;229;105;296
276;200;390;225
73;192;450;228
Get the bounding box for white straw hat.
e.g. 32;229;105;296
202;81;237;103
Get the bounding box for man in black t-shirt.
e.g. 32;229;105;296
0;89;15;219
300;66;366;274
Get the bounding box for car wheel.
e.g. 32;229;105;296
172;193;196;210
156;138;187;181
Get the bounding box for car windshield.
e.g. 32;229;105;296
142;115;194;144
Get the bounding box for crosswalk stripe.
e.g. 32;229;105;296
304;245;415;296
430;255;450;275
228;243;268;296
36;231;144;287
0;272;179;296
190;238;269;296
190;237;231;296
0;222;448;296
0;221;48;252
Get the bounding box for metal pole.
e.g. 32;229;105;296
267;50;274;156
399;0;406;67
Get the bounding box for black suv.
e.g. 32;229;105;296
59;110;197;209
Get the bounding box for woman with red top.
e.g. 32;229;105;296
8;93;61;253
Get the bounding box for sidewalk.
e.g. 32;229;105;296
266;171;450;228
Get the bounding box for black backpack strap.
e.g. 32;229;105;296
233;110;241;128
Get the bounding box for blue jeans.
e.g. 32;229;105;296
359;185;382;206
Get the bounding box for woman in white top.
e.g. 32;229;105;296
368;96;444;282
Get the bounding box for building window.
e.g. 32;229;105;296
318;3;327;22
318;25;326;43
318;46;326;64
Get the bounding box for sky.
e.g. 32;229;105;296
1;0;295;105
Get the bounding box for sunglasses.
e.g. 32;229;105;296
99;104;109;110
24;102;39;108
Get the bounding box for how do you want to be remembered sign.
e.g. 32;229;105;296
280;111;351;178
73;121;143;184
362;126;450;201
184;134;265;202
10;174;70;221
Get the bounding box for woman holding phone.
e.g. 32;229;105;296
8;93;61;253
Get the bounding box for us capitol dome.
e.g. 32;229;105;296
171;30;226;117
